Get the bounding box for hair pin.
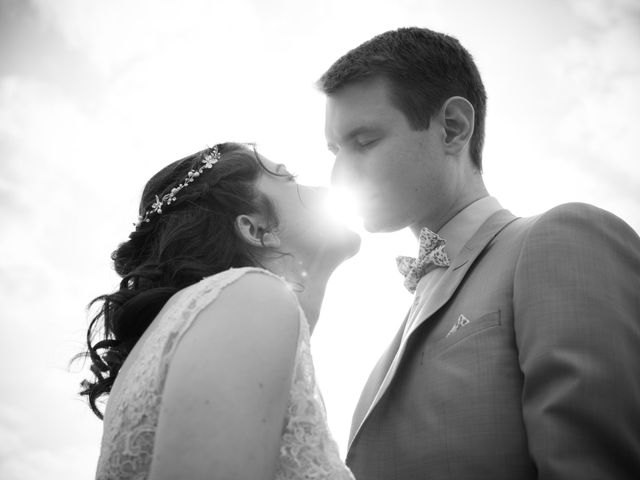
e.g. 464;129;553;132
134;145;221;228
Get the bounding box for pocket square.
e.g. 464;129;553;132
446;314;470;337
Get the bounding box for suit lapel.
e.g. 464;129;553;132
349;311;408;442
348;209;518;451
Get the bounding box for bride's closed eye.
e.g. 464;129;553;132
273;163;297;182
285;172;298;182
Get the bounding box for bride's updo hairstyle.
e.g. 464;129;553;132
80;142;280;418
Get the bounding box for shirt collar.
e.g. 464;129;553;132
436;196;503;262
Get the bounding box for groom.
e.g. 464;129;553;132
319;27;640;479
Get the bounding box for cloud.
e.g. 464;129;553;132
547;0;640;208
0;0;103;103
31;0;262;75
483;0;640;227
0;445;98;480
0;393;98;479
565;0;640;29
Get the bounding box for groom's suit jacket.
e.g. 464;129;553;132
346;203;640;479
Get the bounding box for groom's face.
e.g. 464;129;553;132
324;77;455;233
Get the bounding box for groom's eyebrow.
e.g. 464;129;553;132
348;125;379;137
344;125;382;143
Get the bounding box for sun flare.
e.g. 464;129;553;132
324;187;364;232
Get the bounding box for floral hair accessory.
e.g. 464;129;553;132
134;145;221;228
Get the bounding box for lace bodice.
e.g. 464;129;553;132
95;267;354;479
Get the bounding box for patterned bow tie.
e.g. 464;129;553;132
396;228;451;293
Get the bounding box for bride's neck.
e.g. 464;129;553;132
265;254;336;333
294;270;331;333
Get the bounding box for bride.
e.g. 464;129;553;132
80;142;360;479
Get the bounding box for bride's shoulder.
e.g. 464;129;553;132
182;267;293;307
194;267;300;336
153;267;302;474
163;266;301;390
222;266;296;302
196;266;287;291
204;267;294;301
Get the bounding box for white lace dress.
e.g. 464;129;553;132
95;267;354;479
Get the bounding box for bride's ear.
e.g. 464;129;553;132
235;214;281;249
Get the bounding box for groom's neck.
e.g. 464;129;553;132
410;176;489;237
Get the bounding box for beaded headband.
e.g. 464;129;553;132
134;145;222;228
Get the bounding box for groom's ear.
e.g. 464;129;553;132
440;96;475;156
235;214;281;249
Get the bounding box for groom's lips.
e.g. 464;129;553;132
359;193;380;211
358;196;395;221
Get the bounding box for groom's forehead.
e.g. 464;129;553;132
325;93;399;143
328;76;398;112
327;79;392;113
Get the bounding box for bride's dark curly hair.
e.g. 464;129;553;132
79;142;281;418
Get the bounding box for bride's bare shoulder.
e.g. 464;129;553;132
216;268;299;318
150;268;301;477
183;268;301;348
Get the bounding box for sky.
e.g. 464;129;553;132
0;0;639;478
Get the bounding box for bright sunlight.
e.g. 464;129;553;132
325;187;364;232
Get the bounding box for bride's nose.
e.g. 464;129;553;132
299;185;329;209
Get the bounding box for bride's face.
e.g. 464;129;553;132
255;156;360;263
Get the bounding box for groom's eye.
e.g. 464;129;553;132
356;137;379;149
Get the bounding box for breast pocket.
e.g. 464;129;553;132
428;310;502;358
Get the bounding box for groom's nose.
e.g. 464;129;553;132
330;152;357;188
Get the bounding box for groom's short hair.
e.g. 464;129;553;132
317;27;487;171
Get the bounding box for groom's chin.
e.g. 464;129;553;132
329;230;362;264
361;220;386;234
344;231;362;259
361;215;405;234
332;230;362;262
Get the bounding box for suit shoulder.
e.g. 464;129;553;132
519;202;640;259
539;202;614;221
531;202;637;237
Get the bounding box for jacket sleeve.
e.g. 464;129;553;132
513;203;640;479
